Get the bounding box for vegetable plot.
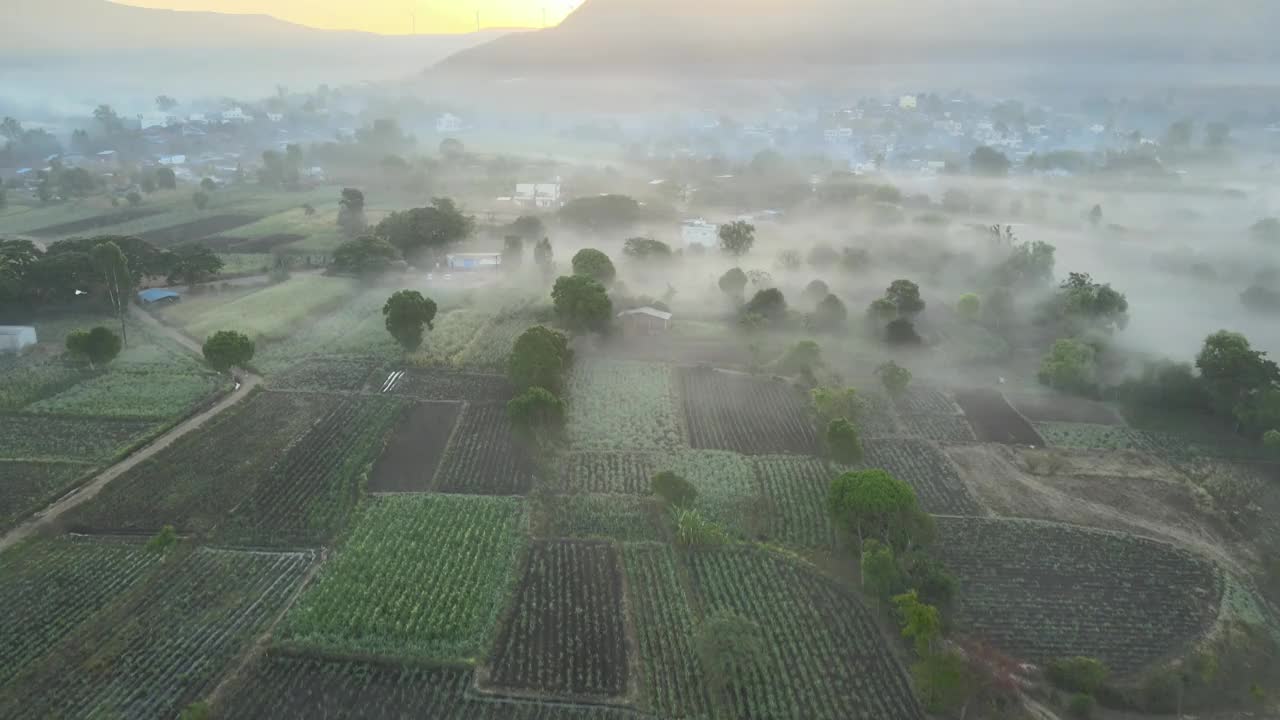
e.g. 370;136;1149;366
677;367;818;455
567;360;685;452
368;401;461;493
755;455;839;548
540;494;668;544
488;540;630;698
281;495;527;663
855;439;983;516
25;370;225;420
0;460;91;531
0;414;155;463
558;452;659;494
434;403;535;495
934;516;1222;675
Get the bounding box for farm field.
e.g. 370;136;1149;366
368;401;461;493
160;274;361;344
0;413;156;463
658;450;763;537
898;412;978;442
539;494;668;544
894;386;960;414
567;360;685;452
954;389;1045;445
267;357;379;391
1006;392;1124;425
391;370;515;403
213;652;642;719
65;390;336;534
688;548;924;720
622;544;712;719
24;369;225;420
933;516;1223;675
0;546;314;719
280;495;527;663
488;540;630;699
434;402;536;495
0;537;163;687
754;455;838;548
677;367;818;455
221;394;407;546
557;451;659;494
856;438;984;515
0;461;91;530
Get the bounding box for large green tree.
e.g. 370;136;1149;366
718;267;748;298
622;237;672;262
508;326;571;393
89;241;131;344
1196;330;1280;424
559;194;642;232
374;198;475;265
552;274;612;332
382;290;438;351
202;330;255;373
571;248;617;284
1038;338;1098;394
331;235;401;276
828;469;919;546
166;244;222;286
65;326;122;370
825;418;863;464
718;220;756;257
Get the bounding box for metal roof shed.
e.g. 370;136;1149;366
0;326;37;353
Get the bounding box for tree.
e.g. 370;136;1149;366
696;612;765;696
828;469;919;546
155;95;178;111
90;241;131;344
439;137;465;159
867;298;898;325
861;539;902;605
718;220;756;257
622;237;672;262
826;417;863;464
743;288;786;322
507;387;565;431
956;293;981;321
1089;204;1103;227
502;236;524;269
534;238;554;275
166;243;223;286
1250;217;1280;244
885;318;921;346
192;190;210;211
200;177;217;192
801;279;829;306
718;268;748;298
912;650;980;715
1056;272;1129;333
508;326;571;393
652;471;698;508
559;194;643;232
1196;330;1280;422
970;145;1011;176
983;286;1015;329
147;525;178;554
126;191;143;207
65;326;122;370
155;167;177;190
811;387;870;425
893;589;941;656
93;104;124;136
885;279;925;316
331;235;402;276
337;188;367;237
1038;338;1098;394
571;248;617;284
552;274;612;331
812;294;848;331
993;237;1056;288
510;215;544;241
374;198;475;264
202;331;254;373
382;290;437;352
877;361;912;398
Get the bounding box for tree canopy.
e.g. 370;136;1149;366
559;194;643;232
571;248;617;284
382;290;437;351
828;469;919;546
1196;330;1280;421
877;361;913;398
508;326;571;393
718;221;756;257
811;294;848;331
374;198;475;265
1055;272;1129;333
202;331;254;373
65;326;121;369
507;387;565;431
331;235;402;276
1038;338;1098;394
166;244;223;286
622;237;673;262
718;268;748;298
825;418;863;464
743;288;787;323
552;274;612;332
970;145;1011;177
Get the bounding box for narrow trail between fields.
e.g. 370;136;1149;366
0;309;262;553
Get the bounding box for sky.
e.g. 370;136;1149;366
113;0;584;34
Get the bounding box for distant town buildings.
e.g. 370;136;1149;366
680;219;719;249
436;113;463;133
514;183;561;209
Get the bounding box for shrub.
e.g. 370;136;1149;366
507;387;565;430
825;417;863;464
202;330;255;373
673;507;727;548
718;267;748;298
1067;692;1095;718
696;611;764;694
652;471;698;508
1047;657;1109;695
147;525;178;554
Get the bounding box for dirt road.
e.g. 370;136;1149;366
0;310;262;552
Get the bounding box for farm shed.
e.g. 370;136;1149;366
137;289;182;305
617;307;673;334
446;253;502;271
0;326;37;353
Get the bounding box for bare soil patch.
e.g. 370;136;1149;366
27;208;163;237
1006;392;1124;425
204;233;305;253
368;402;462;493
954;389;1044;445
138;214;260;246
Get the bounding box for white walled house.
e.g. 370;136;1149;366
0;326;37;353
514;183;561;209
680;219;719;249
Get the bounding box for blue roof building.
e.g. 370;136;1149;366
137;289;182;304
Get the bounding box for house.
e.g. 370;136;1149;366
158;155;187;167
446;253;502;271
436;113;463;133
617;307;673;334
899;95;918;110
0;326;37;353
266;113;284;123
95;150;118;166
137;289;181;305
514;183;561;209
681;219;719;249
221;107;251;123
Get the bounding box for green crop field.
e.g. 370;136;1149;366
162;274;361;344
0;546;314;719
0;460;92;530
567;360;685;452
0;414;156;463
754;455;838;548
25;370;224;419
280;495;527;663
540;494;668;543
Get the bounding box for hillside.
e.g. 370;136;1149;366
436;0;1279;74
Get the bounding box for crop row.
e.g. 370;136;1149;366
222;395;407;545
0;460;91;531
489;540;629;698
853;438;983;515
688;548;924;719
267;358;380;392
556;452;658;494
453;307;541;371
0;413;156;463
898;413;977;443
567;360;685;452
25;370;226;420
933;516;1223;674
213;652;644;720
66;391;336;534
409;309;493;368
368;401;461;493
539;495;668;544
894;387;959;415
391;370;515;403
755;455;839;548
678;368;818;455
622;544;712;719
0;547;313;719
0;358;83;411
0;537;162;687
281;495;527;663
435;403;536;495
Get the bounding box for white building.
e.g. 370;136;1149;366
436;113;463;133
514;183;561;209
899;95;918;110
0;326;37;353
158;155;187;166
824;127;854;143
681;219;719;249
221;107;251;123
617;307;673;334
266;113;284;123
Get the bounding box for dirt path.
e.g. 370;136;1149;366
0;309;262;553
